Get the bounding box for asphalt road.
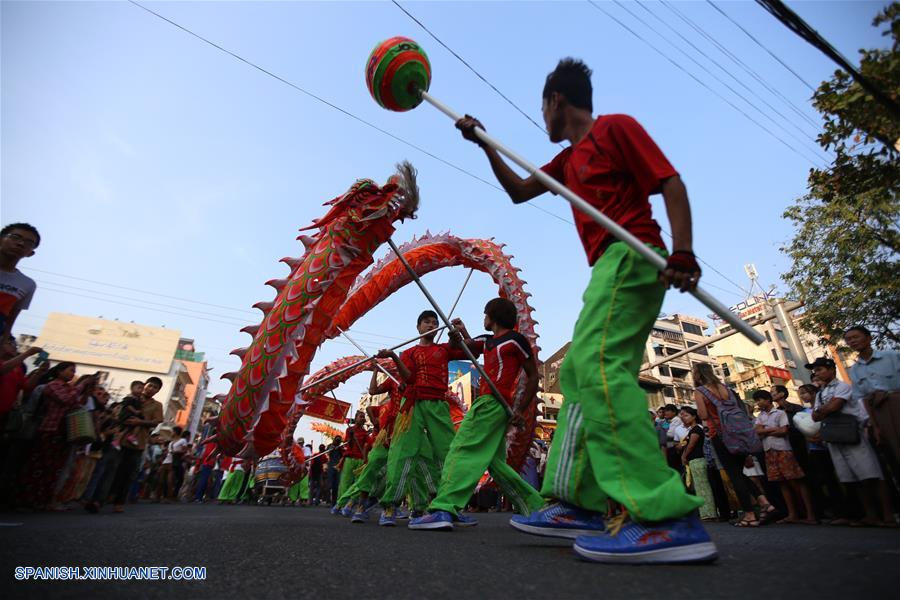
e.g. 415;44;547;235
1;503;898;599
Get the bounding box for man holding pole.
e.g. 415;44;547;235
455;58;715;563
374;310;467;526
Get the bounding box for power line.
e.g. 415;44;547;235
390;1;752;298
594;0;823;166
662;0;820;131
127;2;577;237
391;0;551;139
29;267;258;315
754;0;900;122
706;0;816;92
128;1;749;300
633;1;827;160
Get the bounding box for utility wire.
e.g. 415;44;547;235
128;1;574;228
391;0;752;298
663;0;820;131
754;0;900;122
391;0;551;139
706;0;816;92
633;1;827;161
595;0;822;166
128;2;749;300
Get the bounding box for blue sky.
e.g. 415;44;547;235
1;1;889;441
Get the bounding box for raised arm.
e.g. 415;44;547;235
456;116;547;203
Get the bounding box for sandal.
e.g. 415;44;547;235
734;516;760;527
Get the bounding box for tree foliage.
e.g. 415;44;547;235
782;3;899;347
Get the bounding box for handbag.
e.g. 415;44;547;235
66;407;97;444
820;413;860;445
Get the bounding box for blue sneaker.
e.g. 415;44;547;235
509;502;606;539
379;507;396;527
573;513;718;564
453;513;478;527
395;508;411;520
330;504;341;516
408;510;454;531
340;502;354;518
351;504;369;524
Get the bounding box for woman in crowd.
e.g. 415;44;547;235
17;363;92;509
679;406;716;521
693;363;775;527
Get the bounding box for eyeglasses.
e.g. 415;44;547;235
3;232;37;248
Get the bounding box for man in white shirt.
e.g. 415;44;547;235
808;357;894;526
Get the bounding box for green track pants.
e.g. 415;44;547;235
540;242;702;522
380;400;454;508
429;394;543;516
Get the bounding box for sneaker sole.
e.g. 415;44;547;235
351;516;367;523
573;541;719;565
454;521;478;528
510;519;604;540
408;521;453;531
379;521;396;527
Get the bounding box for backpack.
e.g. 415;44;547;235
697;385;762;456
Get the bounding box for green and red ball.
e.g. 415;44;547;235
365;36;431;112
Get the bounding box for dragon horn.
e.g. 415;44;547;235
297;235;317;251
221;372;237;382
230;347;248;360
240;324;260;337
265;278;289;291
253;301;274;313
280;256;302;270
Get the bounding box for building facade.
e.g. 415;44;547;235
33;313;207;426
642;314;718;406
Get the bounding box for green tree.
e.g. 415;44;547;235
782;3;900;347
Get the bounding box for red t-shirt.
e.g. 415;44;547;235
343;425;367;459
400;343;466;401
0;365;26;416
471;332;533;405
541;114;675;265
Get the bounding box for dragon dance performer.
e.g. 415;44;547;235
217;457;248;504
375;311;469;526
334;371;403;522
455;58;714;564
409;298;544;530
331;411;368;513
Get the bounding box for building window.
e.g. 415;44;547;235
771;348;780;361
682;323;703;336
776;330;787;343
784;348;794;362
691;346;709;356
765;331;772;342
722;364;731;377
659;365;670;377
663;387;675;398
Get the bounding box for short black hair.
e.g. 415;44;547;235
663;403;678;413
417;310;438;326
131;380;144;388
484;297;517;329
1;223;41;248
753;390;773;402
772;385;789;397
543;58;593;111
145;376;163;387
679;406;698;418
844;325;871;337
798;384;819;397
173;426;183;435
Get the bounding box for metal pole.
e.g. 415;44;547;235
418;89;765;346
387;238;514;417
771;298;810;383
338;327;401;387
297;325;447;394
435;267;475;343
